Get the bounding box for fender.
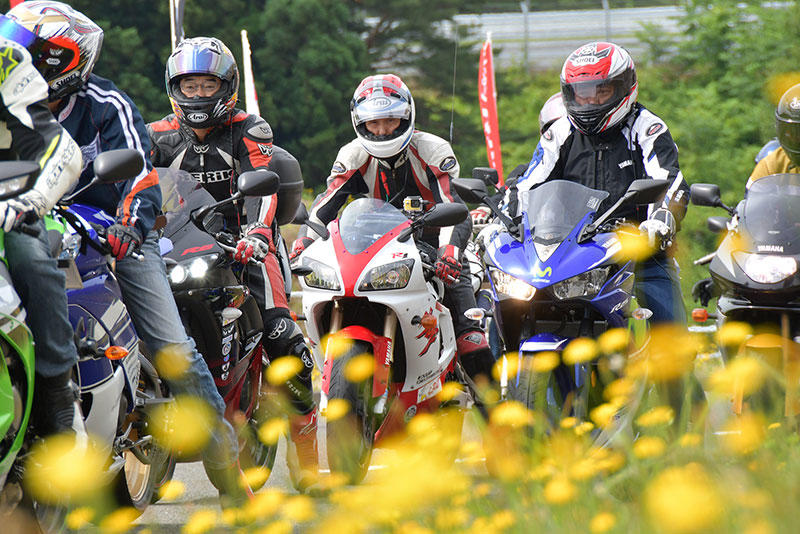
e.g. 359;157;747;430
514;333;572;387
321;325;392;399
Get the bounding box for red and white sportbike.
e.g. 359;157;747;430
296;197;470;483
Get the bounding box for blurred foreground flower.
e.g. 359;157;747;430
258;417;289;445
644;463;723;533
721;413;766;455
591;512;617;533
633;436;667;459
766;71;800;104
716;321;753;348
322;333;354;360
617;227;654;261
183;509;219;534
25;433;108;503
324;398;350;421
531;351;559;373
490;400;534;427
544;475;577;504
563;337;598;365
709;355;767;396
344;353;374;382
628;324;700;382
150;394;215;456
636;405;675;427
266;356;303;386
154;343;190;380
599;328;630;354
100;507;140;534
158;479;185;501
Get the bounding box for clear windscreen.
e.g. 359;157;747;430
338;198;409;254
519;181;609;244
741;173;800;254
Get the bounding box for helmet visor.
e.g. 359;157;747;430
352;94;411;126
167;46;236;80
0;15;77;82
563;79;623;112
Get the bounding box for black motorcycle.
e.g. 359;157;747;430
691;174;800;416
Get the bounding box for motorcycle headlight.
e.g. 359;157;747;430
168;254;219;285
734;252;797;284
304;259;341;291
552;267;610;300
490;268;536;300
359;259;414;291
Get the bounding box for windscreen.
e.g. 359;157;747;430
519;181;608;244
158;167;217;238
742;173;800;254
338;198;409;254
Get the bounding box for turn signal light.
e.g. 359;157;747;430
420;314;438;330
105;346;128;360
691;308;709;323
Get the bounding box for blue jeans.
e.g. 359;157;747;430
5;220;78;377
115;231;238;470
634;254;687;325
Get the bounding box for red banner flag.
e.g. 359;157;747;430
9;0;25;7
478;34;504;186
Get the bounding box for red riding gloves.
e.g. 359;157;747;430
289;236;314;262
234;224;275;264
107;224;143;260
435;245;462;287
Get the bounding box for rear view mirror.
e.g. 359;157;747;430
0;161;39;200
625;179;669;205
452;178;488;204
94;149;144;184
202;212;225;234
707;216;730;233
472;167;499;188
422;203;468;228
690;183;722;207
238;169;280;197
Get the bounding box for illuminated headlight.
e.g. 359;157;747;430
304;259;341;291
490;268;535;300
359;259;414;291
169;264;187;284
734;252;797;284
0;176;30;199
168;254;218;284
552;267;610;300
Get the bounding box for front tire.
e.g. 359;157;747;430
325;340;375;485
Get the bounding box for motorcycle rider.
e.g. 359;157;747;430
747;83;800;188
146;36;319;490
470;91;566;227
0;11;83;438
7;1;247;503
508;42;690;325
291;74;497;391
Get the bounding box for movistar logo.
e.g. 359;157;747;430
533;265;552;277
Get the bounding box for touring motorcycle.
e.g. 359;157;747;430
454;174;666;436
295;196;469;483
691;175;800;416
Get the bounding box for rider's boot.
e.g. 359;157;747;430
32;370;84;438
286;408;320;493
206;460;252;509
457;330;498;405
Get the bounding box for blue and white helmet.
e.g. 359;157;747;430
350;74;415;159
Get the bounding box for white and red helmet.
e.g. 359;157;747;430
351;74;415;159
560;42;638;135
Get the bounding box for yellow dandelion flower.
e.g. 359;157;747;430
766;72;800;104
322;333;354;360
563;337;599;365
490;400;534;427
435;507;470;530
633;436;667;459
397;521;434;534
258;418;289;445
494;355;519;382
24;434;109;503
99;507;140;534
543;475;577;504
590;512;617;533
617;228;654;262
324;398;350;421
560;416;579;429
459;440;485;467
575;421;595;435
531;351;560;373
636;405;675;427
569;458;598;481
474;482;492;497
721;413;766;455
599;328;630;354
644;463;723;534
243;488;284;521
768;422;782;430
744;519;775;534
491;509;516;530
154;344;190;380
282;495;315;523
266;356;303;386
604;377;636;402
65;507;94;530
438;381;463;402
150;394;215;456
596;450;626;473
679;433;702;448
709;355;766;396
183;510;218;534
344;353;374;382
628;324;700;383
529;462;555;481
158;479;185;501
241;467;270;490
590;403;617;428
716;321;753;347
